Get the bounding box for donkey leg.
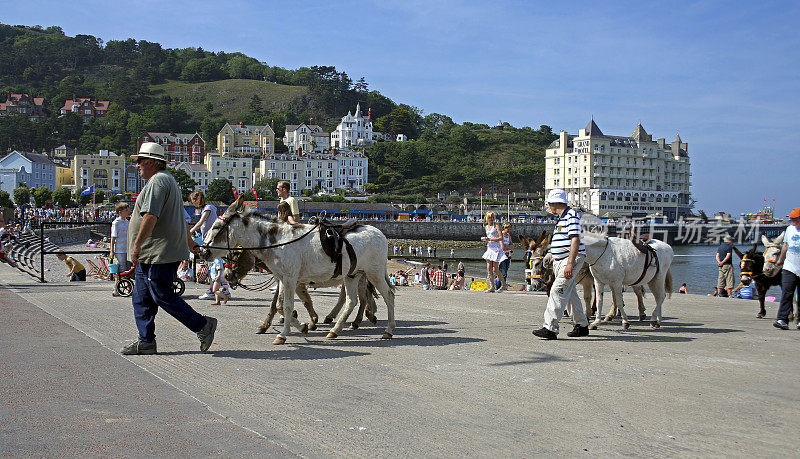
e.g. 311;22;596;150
295;283;318;331
589;281;604;330
325;285;346;324
328;278;360;338
257;286;281;334
367;272;396;339
274;279;307;344
611;284;630;329
582;277;594;320
648;276;667;328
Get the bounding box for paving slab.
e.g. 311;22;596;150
1;263;798;457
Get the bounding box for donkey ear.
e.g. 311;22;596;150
518;235;529;246
752;243;758;253
775;231;785;245
762;234;771;247
232;193;247;212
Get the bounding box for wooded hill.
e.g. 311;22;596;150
0;23;555;196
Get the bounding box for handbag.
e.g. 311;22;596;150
108;256;119;274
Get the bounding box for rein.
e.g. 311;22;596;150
203;217;320;251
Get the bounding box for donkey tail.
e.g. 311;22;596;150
664;268;673;299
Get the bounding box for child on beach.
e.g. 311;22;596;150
109;202;131;294
56;250;86;281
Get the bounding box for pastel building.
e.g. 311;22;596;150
72;150;125;193
544;119;692;220
284;123;329;154
0;151;57;193
335;150;368;191
204;154;253;194
217;123;274;157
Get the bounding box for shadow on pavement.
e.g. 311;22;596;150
206;346;371;360
488;352;573;366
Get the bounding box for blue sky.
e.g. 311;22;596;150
4;1;799;217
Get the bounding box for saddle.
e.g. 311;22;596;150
630;235;660;285
311;216;361;278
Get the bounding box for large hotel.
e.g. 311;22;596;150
544;119;692;220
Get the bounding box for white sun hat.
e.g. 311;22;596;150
546;188;568;204
131;142;167;162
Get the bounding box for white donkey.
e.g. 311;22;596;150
201;195;396;345
583;232;674;329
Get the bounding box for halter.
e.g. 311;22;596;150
204;213;320;259
587;237;610;267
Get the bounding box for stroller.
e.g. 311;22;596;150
114;265;186;297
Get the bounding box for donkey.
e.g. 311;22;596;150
224;249;378;332
760;232;797;320
201;194;395;344
739;242;782;319
522;232;648;323
583;232;673;329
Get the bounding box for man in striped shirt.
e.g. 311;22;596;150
532;189;590;339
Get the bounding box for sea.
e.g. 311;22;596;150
420;243;781;298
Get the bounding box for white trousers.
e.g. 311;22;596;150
543;254;589;332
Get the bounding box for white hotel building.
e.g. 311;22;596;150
545;119;691;220
259;149;368;194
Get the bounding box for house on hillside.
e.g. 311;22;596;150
0;94;46;121
137;131;206;164
60;97;110;122
330;103;382;148
284;123;329;154
0;151;57;193
216;123;275;158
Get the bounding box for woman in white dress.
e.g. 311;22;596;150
481;212;507;292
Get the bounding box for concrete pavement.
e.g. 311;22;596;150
1;263;798;457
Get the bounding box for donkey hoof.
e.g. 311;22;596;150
326;331;338;339
651;321;660;329
367;314;377;325
301;323;309;337
273;336;286;345
622;322;630;330
588;323;597;330
381;332;393;339
323;317;333;324
351;322;360;329
256;326;267;334
639;314;646;322
309;323;318;331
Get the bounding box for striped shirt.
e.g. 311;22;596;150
550;207;585;260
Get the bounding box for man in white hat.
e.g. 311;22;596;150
121;142;217;354
532;189;590;339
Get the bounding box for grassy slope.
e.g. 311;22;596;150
150;79;311;120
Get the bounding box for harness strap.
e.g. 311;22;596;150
631;244;660;286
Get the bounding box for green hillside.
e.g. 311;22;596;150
151;79;311;121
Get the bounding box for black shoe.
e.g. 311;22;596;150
197;316;217;352
121;339;157;355
532;327;558;340
567;324;590;337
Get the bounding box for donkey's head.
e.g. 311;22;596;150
761;231;785;278
199;194;273;262
739;243;763;285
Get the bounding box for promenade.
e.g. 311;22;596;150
1;262;798;457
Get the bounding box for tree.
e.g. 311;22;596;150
13;186;30;206
167;167;197;202
206;178;235;204
254;177;279;200
0;190;13;208
248;94;263;114
32;187;52;207
52;187;72;207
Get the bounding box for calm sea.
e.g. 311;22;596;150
425;243;781;297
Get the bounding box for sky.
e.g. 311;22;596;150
3;0;799;217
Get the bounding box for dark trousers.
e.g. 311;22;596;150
777;269;800;321
132;262;206;342
70;269;86;282
499;259;510;281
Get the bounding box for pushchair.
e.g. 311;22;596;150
114;265;186;297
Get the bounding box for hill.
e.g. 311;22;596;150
150;79;312;122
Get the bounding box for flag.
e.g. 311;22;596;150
478;188;482;195
251;188;258;201
231;186;238;198
507;189;510;196
80;185;95;196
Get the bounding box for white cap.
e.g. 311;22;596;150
131;142;166;162
546;188;568;204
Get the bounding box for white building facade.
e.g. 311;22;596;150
259;149;368;194
330;103;380;148
176;162;211;192
284;123;330;154
545;120;691;220
204;154;253;194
